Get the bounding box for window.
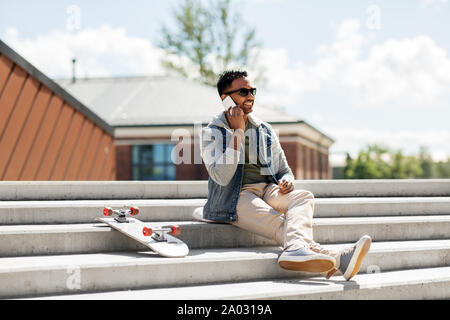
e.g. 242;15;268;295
131;144;176;180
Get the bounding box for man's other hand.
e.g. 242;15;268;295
278;179;294;194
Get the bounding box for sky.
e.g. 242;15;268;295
1;0;449;162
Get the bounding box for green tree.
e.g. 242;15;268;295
343;144;423;179
434;159;450;178
158;0;261;86
418;146;433;178
343;144;391;179
390;150;423;179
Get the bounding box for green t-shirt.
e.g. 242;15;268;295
242;120;271;186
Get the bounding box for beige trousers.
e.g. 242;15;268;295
231;182;336;256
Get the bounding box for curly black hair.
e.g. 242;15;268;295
216;70;248;96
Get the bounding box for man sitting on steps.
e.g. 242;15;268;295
195;69;371;281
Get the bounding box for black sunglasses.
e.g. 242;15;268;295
224;87;257;97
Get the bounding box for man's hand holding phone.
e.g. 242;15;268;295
222;96;245;152
227;106;245;131
223;96;245;131
222;96;245;131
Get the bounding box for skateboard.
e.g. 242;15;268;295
96;206;189;258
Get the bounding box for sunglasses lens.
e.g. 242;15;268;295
238;88;257;97
238;89;249;97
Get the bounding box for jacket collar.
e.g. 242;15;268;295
211;111;263;129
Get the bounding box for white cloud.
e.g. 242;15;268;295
249;19;367;107
343;36;450;105
243;19;450;159
2;25;167;79
420;0;448;8
253;19;450;108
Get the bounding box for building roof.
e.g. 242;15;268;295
56;76;301;127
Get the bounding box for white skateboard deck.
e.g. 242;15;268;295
96;217;189;258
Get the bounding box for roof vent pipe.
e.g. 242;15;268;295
71;58;77;83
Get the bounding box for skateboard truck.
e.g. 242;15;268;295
142;225;181;242
103;206;139;223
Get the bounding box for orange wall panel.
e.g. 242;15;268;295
0;76;39;179
20;94;63;180
0;66;27;138
50;111;84;180
77;126;103;180
89;133;109;180
64;119;94;180
0;54;14;93
0;46;116;181
3;85;52;180
35;104;74;180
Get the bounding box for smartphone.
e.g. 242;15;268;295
222;96;236;110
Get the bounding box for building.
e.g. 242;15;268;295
0;40;116;181
57;76;334;181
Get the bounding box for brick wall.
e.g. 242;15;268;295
115;145;131;180
115;139;331;181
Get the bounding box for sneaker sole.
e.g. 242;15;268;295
343;235;372;281
279;258;335;273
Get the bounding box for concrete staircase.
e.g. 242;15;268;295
1;180;450;300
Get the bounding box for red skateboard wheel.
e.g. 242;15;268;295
170;225;181;236
130;206;139;216
142;227;152;237
103;207;113;216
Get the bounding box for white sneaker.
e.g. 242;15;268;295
326;235;372;281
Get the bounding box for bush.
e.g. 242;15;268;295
343;144;449;179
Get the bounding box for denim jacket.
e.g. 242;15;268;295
200;111;294;222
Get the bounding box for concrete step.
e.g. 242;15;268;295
0;199;207;225
1;179;449;200
0;222;275;256
4;240;450;299
2;216;450;256
33;266;450;300
1;197;450;225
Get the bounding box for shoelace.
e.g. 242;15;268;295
308;242;329;255
339;244;357;262
325;244;356;279
342;244;356;255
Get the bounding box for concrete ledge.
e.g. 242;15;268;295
0;181;207;201
40;266;450;300
0;179;449;200
296;179;450;197
2;197;449;225
2;216;450;256
315;197;450;217
7;242;450;299
0;199;207;224
0;222;276;256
